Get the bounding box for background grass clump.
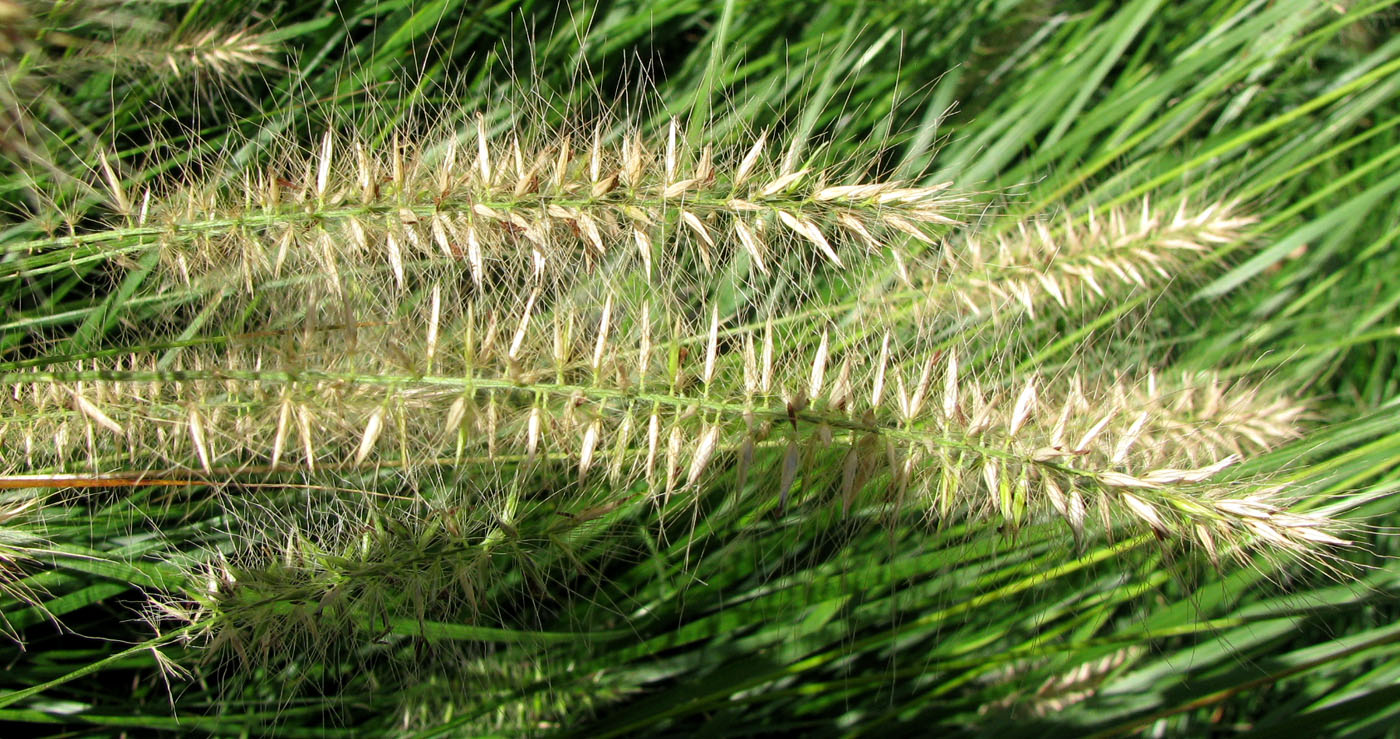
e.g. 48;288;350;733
2;0;1400;736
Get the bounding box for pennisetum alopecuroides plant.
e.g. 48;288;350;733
0;95;1357;726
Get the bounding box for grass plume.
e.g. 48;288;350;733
2;1;1395;733
3;119;966;330
1;286;1341;566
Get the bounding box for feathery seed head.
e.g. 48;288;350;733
1;295;1334;567
823;200;1253;334
20;121;968;334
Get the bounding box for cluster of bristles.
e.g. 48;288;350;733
1;114;1352;637
4;294;1338;566
131;117;963;308
936;201;1254;318
0;2;277;79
